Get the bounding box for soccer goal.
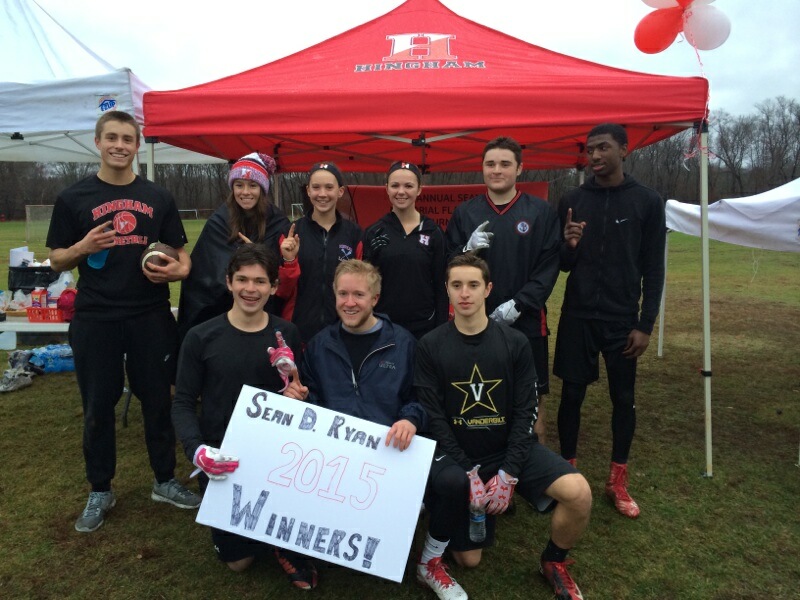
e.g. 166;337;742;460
25;205;54;245
178;208;199;220
290;203;305;222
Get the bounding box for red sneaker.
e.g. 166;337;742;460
274;548;318;590
540;559;584;600
605;461;640;518
417;556;468;600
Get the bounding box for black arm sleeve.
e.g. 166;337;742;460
637;195;667;334
500;338;538;477
513;206;560;312
172;330;206;463
444;206;469;261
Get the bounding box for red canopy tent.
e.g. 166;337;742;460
143;0;708;172
144;0;722;476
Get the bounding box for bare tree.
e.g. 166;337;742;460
0;162;55;219
626;129;696;200
752;96;800;188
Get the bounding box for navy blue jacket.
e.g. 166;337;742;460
301;315;427;432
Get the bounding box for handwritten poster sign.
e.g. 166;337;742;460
196;385;435;582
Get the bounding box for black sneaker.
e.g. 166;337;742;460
274;548;318;591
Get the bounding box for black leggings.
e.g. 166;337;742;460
558;350;637;464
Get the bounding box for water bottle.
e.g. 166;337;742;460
468;504;486;543
87;249;109;269
88;225;114;269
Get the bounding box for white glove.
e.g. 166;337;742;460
193;445;239;480
489;299;521;325
467;465;487;510
484;469;519;514
463;220;493;252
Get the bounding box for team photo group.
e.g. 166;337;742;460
46;110;666;600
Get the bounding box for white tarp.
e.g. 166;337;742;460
666;178;800;253
0;0;219;164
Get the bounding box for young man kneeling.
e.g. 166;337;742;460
414;253;592;600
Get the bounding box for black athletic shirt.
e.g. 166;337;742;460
172;313;302;462
364;211;448;339
445;192;560;338
46;175;187;320
415;320;538;476
286;212;363;342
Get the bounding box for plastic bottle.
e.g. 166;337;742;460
468;504;486;543
88;225;114;269
87;249;109;269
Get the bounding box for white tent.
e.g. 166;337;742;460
659;177;800;466
0;0;218;165
665;178;800;253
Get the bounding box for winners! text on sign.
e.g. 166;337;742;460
196;385;435;582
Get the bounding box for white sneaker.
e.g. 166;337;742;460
417;557;468;599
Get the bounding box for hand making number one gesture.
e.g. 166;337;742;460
563;208;586;249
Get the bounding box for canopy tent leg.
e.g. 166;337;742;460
657;232;669;358
145;139;156;182
698;120;713;478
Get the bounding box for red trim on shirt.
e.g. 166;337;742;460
483;190;522;215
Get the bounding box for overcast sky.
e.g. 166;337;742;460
34;0;800;117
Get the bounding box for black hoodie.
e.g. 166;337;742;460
557;174;666;334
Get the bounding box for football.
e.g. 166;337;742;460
140;242;179;271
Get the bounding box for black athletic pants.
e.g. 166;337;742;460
70;308;178;491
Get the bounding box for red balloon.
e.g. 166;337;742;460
634;7;685;54
676;0;694;7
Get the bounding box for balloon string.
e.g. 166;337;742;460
682;5;711;124
683;126;717;168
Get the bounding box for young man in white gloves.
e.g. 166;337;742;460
445;137;560;442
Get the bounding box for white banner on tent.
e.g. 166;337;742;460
196;385;434;582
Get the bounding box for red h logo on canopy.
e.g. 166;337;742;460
383;33;456;61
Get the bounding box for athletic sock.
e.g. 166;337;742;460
541;538;569;563
420;533;449;564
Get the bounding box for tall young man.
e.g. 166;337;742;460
554;123;667;519
415;254;591;600
287;259;426;450
47;110;199;533
445;137;560;443
172;244;318;591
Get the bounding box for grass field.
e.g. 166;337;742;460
0;220;798;599
0;219;207;307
